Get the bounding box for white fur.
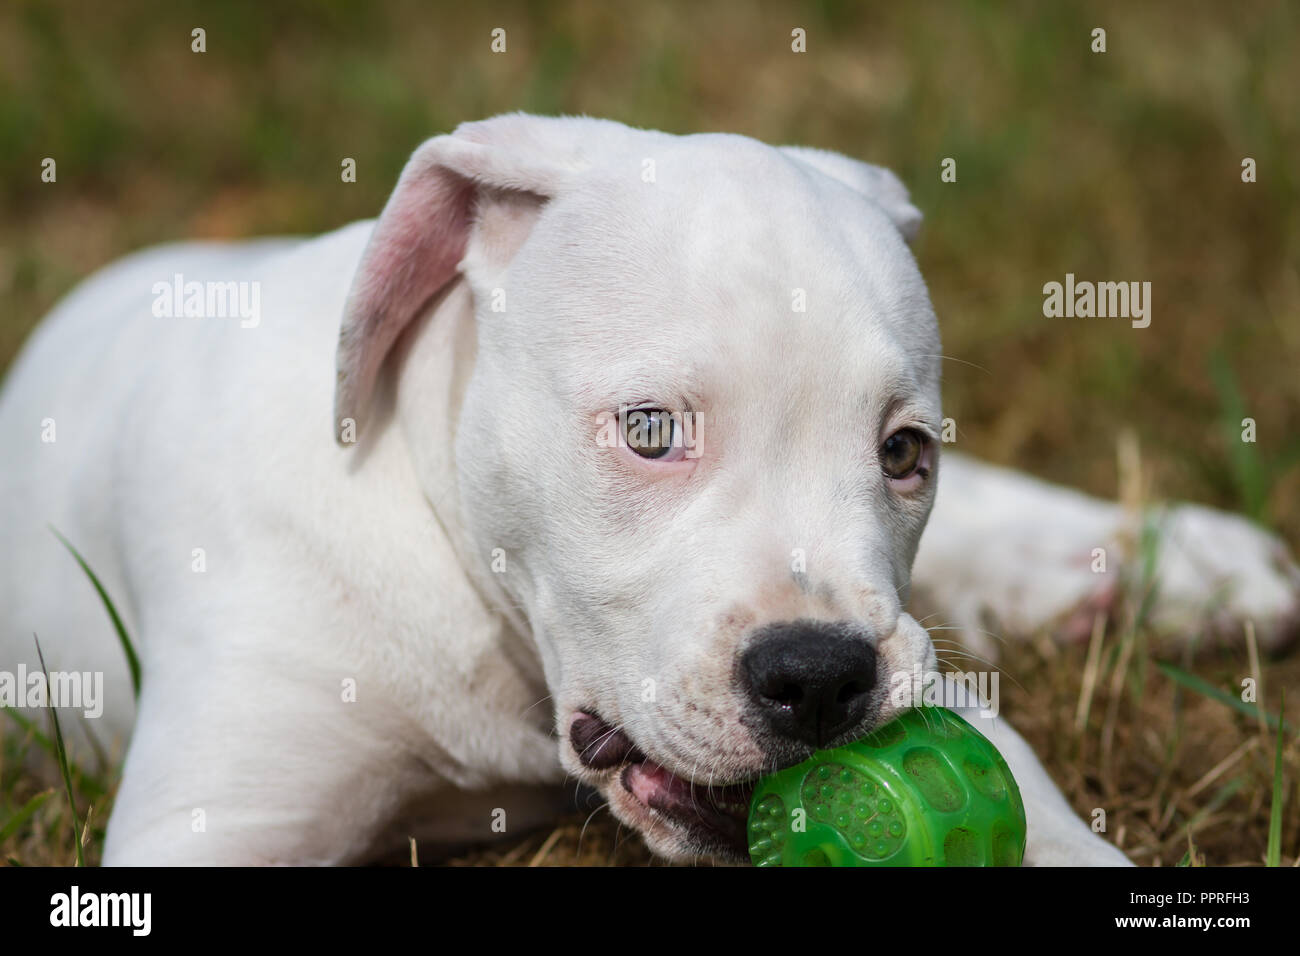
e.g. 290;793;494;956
2;115;1294;866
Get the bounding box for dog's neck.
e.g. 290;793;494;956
391;278;543;670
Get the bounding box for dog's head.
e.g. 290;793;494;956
336;114;941;861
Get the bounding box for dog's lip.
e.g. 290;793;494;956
570;711;756;856
620;760;755;856
569;712;646;769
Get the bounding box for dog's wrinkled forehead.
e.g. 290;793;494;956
497;133;941;404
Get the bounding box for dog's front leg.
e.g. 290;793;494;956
100;651;531;866
102;687;393;864
913;453;1300;656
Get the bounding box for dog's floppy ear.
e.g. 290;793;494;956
334;115;577;443
780;146;922;242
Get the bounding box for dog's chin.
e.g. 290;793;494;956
602;761;755;864
567;712;757;863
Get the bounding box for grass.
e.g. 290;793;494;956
0;530;130;867
1156;661;1291;733
48;526;141;699
1;0;1298;866
1;707;115;867
1268;689;1286;867
32;634;83;866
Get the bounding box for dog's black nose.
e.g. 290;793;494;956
740;621;877;749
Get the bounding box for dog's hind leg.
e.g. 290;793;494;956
912;453;1300;656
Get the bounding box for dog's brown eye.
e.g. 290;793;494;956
881;429;925;479
625;408;676;459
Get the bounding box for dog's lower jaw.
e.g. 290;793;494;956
565;709;761;862
602;775;751;864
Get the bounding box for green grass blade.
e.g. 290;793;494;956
1176;831;1204;867
1266;689;1286;867
0;789;53;842
49;525;140;699
32;634;84;867
1156;661;1291;733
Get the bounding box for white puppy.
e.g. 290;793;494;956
2;114;1295;866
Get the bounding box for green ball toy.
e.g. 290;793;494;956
747;707;1026;866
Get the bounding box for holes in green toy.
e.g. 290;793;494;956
802;847;831;866
992;820;1023;867
943;826;983;866
964;755;1008;802
902;746;966;812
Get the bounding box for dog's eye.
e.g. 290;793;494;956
880;429;925;479
624;408;677;459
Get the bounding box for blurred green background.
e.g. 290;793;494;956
1;0;1297;539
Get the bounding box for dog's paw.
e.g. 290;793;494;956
924;501;1300;658
1135;504;1300;653
916;456;1300;655
1049;504;1300;654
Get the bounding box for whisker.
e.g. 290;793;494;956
922;352;992;375
933;655;1026;696
519;694;553;718
925;623;1009;646
577;801;609;858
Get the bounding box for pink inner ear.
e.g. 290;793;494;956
334;163;475;438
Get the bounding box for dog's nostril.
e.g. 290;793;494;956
836;680;869;705
760;681;805;707
740;620;877;749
